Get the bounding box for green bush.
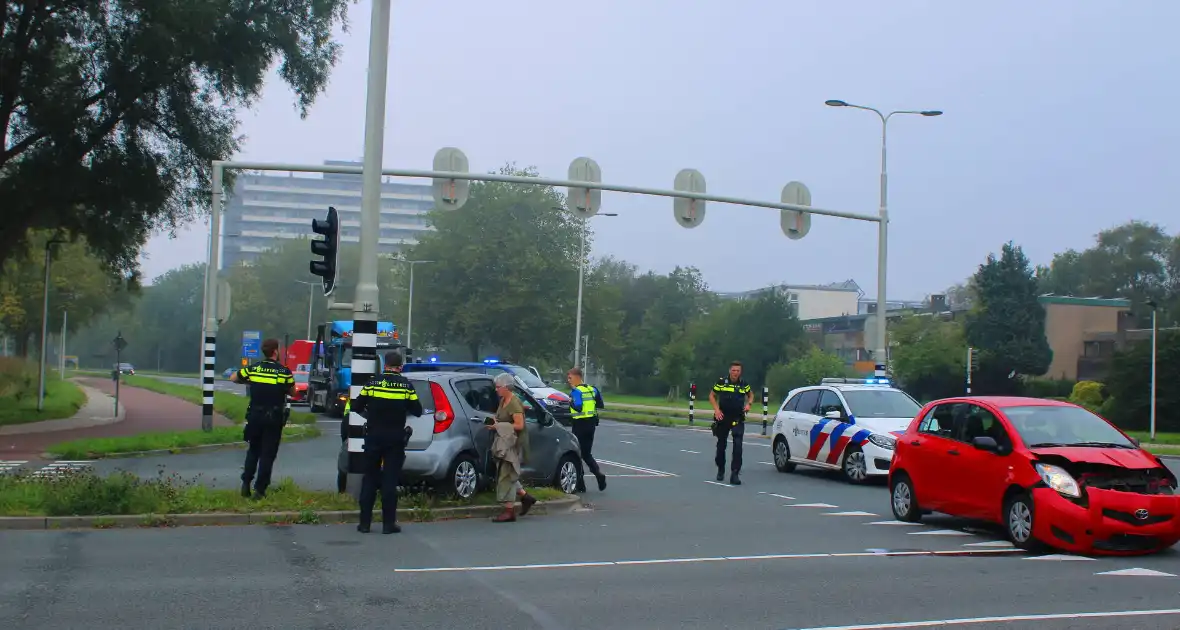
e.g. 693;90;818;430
1022;377;1076;399
1068;380;1104;412
0;357;35;400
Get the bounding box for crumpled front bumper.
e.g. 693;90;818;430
1032;486;1180;555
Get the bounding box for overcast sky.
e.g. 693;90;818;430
140;0;1180;300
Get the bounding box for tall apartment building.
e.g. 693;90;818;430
221;160;435;269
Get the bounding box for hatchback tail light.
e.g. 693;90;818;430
430;382;454;433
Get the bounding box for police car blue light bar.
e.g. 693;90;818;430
821;377;892;386
482;357;500;364
429;356;439;363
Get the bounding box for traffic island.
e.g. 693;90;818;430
0;469;578;530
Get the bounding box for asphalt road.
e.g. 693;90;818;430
6;417;1180;628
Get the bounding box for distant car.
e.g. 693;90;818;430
403;359;573;423
889;396;1180;555
289;371;309;405
770;377;922;483
336;371;584;499
113;363;135;375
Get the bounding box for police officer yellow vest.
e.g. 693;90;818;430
571;384;597;420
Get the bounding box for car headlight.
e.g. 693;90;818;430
1034;462;1081;498
868;433;896;450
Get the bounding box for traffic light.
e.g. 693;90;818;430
310;206;340;297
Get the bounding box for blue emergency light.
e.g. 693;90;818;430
482;357;500;365
429;356;439;363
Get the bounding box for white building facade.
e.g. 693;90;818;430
716;280;862;320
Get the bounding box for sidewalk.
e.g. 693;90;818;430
0;378;233;460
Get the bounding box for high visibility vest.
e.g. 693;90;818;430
571;384;598;420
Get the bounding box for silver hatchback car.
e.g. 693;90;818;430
336;371;584;498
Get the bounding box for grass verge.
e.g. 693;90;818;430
46;424;322;460
0;468;568;518
0;378;88;426
112;374;317;425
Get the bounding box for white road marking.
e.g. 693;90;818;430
1095;568;1177;577
392;547;1024;573
595;459;677;477
703;480;732;487
961;541;1015;548
680;449;699;454
823;511;879;517
599;474;669;478
768;493;796;500
1024;553;1095;561
789;608;1180;630
865;520;924;526
786;503;839;508
908;529;973;536
619;440;634;444
0;460;29;474
30;461;93;477
758;461;775;466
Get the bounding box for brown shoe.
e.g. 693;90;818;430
492;507;516;522
519;494;537;516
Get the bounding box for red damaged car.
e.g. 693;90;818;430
889;396;1179;555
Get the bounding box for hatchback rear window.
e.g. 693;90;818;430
405;378;436;410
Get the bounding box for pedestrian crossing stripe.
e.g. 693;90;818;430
0;460;93;477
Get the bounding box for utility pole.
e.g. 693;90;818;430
60;310;67;380
38;238;64;411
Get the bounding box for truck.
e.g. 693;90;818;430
306;320;403;417
283;339;316;373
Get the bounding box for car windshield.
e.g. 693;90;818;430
293;372;308;383
502;365;546;388
842;389;922;418
1002;405;1136;448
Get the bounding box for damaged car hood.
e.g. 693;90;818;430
1032;446;1161;469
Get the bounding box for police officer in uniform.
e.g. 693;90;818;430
230;338;295;499
709;360;753;485
350;350;423;534
566;367;607;492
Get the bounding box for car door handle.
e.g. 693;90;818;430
948;449;960;456
909;440;920;446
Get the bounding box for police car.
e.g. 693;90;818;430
770;377;923;484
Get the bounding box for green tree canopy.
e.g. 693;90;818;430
765;345;850;402
965;242;1052;394
2;0;352;275
403;165;581;361
889;314;967;401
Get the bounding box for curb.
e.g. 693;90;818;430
40;426;322;460
0;495;582;531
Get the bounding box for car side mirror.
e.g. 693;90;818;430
972;436;1000;453
539;412;555;427
824;410;844;421
1130;437;1141;447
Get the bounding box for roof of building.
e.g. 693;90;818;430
1037;294;1132;308
716;279;863;298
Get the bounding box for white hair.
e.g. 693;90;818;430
493;372;516;388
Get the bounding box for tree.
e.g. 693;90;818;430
404;165;580;361
679;290;804;389
0;230;131;357
2;0;352;275
965;242;1052;394
1038;221;1177;323
889;314;967;401
765;346;850;401
1102;331;1179;433
943;281;977;311
654;325;694;400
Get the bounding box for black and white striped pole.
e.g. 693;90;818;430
761;386;769;435
688;382;695;425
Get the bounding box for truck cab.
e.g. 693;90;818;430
306;320;403;417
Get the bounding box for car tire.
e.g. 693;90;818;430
1003;492;1044;551
553;453;581;495
772;437;796;473
841;445;870;484
889;473;922;523
446;453;480;500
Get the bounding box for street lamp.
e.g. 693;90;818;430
1146;300;1158;442
571;211;618;369
825;99;942;377
294;280;318;339
38;237;65;411
391;259;434;361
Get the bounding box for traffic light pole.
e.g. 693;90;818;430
199;166;224;432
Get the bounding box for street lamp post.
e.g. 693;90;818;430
392;259;434;361
38;238;65;411
294;280;317;339
1147;300;1158;442
825;99;942;376
572;212;618;369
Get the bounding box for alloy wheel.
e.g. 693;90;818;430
1008;501;1033;543
892;480;912;517
844;451;868;482
774;440;790;468
559;460;579;494
454;460;478;498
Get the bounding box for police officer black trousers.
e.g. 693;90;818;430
241;421;284;497
714;418;744;484
571;421;606;492
358;441;404;534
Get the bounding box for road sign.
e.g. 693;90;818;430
112;332;127;352
432;147;470;210
567;157;602;218
242;330;261;359
780;181;812;240
673;168;707;228
216;279;232;322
